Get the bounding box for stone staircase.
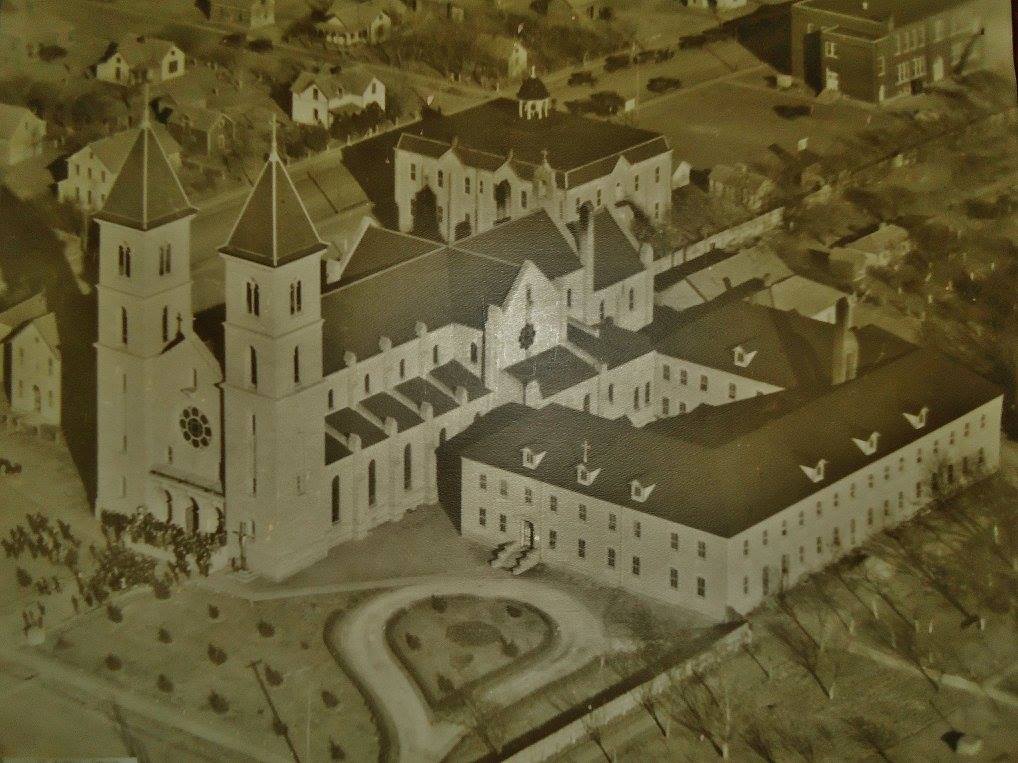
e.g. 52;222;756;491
489;541;540;575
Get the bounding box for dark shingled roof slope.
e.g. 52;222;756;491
567;321;653;369
395;377;459;416
221;149;326;267
325;433;352;464
95;125;195;231
361;392;424;432
454;209;580;281
337;226;442;287
567;208;644;291
459;350;1002;537
517;76;550;100
397;99;668;185
504;345;597;398
430;360;489;400
325;407;387;448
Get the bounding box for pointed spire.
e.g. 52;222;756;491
268;113;279;162
140;83;151;128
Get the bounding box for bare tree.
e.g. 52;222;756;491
768;618;837;701
454;690;508;758
844;716;898;762
664;670;732;759
741;720;782;763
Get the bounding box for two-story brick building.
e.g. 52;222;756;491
791;0;986;103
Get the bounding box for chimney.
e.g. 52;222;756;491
830;296;858;385
379;336;392;352
348;433;362;452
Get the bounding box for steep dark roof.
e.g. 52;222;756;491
337;226;442;287
430;359;489;400
796;0;969;27
567;208;644;291
325;407;387;448
567;321;653;370
395;376;459;416
94;124;195;231
517;76;550;101
326;433;353;464
455;210;580;281
395;98;668;186
504;346;597;398
193;303;226;364
361;392;424;432
220;149;326;267
642;300;840;390
320;247;519;373
459;350;1003;537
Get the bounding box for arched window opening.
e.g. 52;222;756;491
439;427;447;446
403;443;412;490
162;306;169;342
165;492;173;524
364;374;371;394
331;476;341;524
121;307;128;344
246;281;260;316
367;460;377;507
118;245;132;277
432;345;439;366
249;346;258;387
293;346;301;384
186;501;200;534
399;358;406;379
470;343;478;363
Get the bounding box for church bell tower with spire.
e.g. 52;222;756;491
219;122;329;579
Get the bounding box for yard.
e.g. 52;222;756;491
387;594;554;708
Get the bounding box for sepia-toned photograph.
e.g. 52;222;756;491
0;0;1016;760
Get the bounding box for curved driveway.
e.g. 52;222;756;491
326;575;611;763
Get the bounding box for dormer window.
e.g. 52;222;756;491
521;446;546;469
903;406;930;429
853;431;880;456
630;479;656;503
576;463;601;487
732;345;758;368
801;458;827;483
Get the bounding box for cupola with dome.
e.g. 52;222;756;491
517;68;551;120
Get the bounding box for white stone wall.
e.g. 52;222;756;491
655;355;783;416
7;325;60;426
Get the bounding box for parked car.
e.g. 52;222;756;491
568;70;597;86
774;104;813;120
679;34;706;50
655;48;675;63
588;90;625;116
604;54;631;73
647;76;682;94
634;50;658;65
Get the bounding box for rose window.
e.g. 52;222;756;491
179;407;212;448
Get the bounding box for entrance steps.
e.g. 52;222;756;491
490;542;540;575
509;548;540;575
490;541;521;568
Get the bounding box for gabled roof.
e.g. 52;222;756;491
566;207;644;291
0;103;42;138
319;0;390;29
336;225;441;287
567;320;653;370
430;360;489;400
749;275;848;318
94;123;196;231
109;35;179;68
455;209;580;282
0;293;48;343
504;345;597;399
291;66;377;99
80;124;180;174
221;144;326;267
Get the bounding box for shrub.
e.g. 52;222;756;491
322;689;339;708
329;739;346;760
500;639;520;659
430;595;447;613
106;604;123;623
265;665;283;686
15;567;32;588
257;620;275;638
506;604;522;618
207;644;227;665
157;674;174;693
209;691;229;714
248;38;274;53
272;718;288;736
152;581;171;599
158;627;173;644
105;653;122;671
436;673;455;695
207;604;220;620
405;632;421;651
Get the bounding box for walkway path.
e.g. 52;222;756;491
325;575;613;763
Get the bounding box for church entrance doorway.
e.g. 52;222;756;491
186;500;200;534
522;520;535;550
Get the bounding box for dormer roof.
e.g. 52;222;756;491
94;123;195;231
220;142;326;267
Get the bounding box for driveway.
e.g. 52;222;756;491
326;575;613;763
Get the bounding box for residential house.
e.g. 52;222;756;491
290;67;386;129
166;104;235;156
683;0;747;11
316;1;393;47
207;0;275;30
708;163;778;213
476;35;529;81
57;124;181;211
791;0;986;103
749;275;850;324
0;105;46;166
655;244;793;312
1;296;61;426
830;223;912;273
96;35;186;86
0;293;47;393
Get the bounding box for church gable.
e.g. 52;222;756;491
492;260;563;370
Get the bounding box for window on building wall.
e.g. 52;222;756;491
121;308;129;344
437;170;443;188
628;288;635;311
762;566;770;595
290;281;303;315
549;495;557;511
633;387;640;411
410;163;416;181
816;536;823;554
328;389;335;410
162;306;169;343
399;358;406;379
404;443;412;490
743;539;749;557
332;476;341;524
439;428;446;446
566;289;572;308
699;375;708;392
524;487;533;505
432;345;439;365
608;512;616;531
293;347;301;384
549;529;557;548
632;556;641;575
117;245;131;277
479;473;487;490
728;382;736;400
697;540;706;559
583;394;591;413
634;175;640;192
644;382;651;405
762;529;768;546
670;531;679;550
599;301;605;322
363;374;371;395
499;513;507;532
470;343;478;363
596;189;602;207
521;190;528;209
367;460;377;506
662;398;670;416
578;504;587;521
578;538;586;558
825;40;837;58
478;507;486;526
607;383;614;403
634;520;641;538
500;479;508;496
697;577;706;597
246;281;260;316
607;547;616;568
464;177;470;194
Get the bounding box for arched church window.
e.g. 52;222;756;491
118;245;132;277
403;443;412;491
121;307;128;344
364;374;371;394
162;306;169;343
293;346;301;384
246;281;260;316
187;501;200;535
432;345;439;366
249;346;258;387
332;476;341;524
399;359;406;379
165;492;173;524
470;343;478;364
566;289;572;308
367;460;377;507
629;288;635;311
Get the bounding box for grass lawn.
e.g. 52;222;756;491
42;586;382;763
387;594;554;708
